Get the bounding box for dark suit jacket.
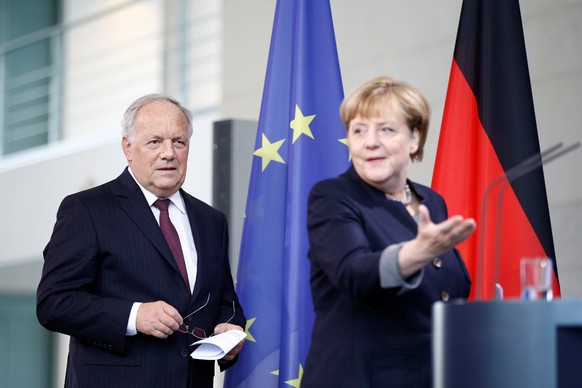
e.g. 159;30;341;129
37;168;245;388
302;166;471;388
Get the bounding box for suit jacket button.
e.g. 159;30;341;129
180;348;189;358
441;291;450;302
432;257;443;268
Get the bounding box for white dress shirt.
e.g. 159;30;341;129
125;168;198;335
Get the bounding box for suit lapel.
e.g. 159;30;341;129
181;191;208;302
113;169;190;291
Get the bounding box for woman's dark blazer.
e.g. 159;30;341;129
302;166;471;388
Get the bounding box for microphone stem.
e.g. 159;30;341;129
475;142;566;300
491;141;581;294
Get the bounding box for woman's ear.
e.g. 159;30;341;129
410;128;420;153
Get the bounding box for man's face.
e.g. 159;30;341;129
122;100;190;198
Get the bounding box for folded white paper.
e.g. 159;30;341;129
190;329;247;360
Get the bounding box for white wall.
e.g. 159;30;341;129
221;0;582;296
61;0;164;139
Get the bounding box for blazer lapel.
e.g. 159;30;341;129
346;166;419;233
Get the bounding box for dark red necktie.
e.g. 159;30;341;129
154;199;189;286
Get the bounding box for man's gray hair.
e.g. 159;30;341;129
121;94;193;143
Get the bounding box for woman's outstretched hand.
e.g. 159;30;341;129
398;205;476;278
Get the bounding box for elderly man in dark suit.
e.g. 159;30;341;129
37;94;245;388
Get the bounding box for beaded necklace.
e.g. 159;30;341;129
386;183;412;205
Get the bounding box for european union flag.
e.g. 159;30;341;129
223;0;349;387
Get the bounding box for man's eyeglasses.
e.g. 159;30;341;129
177;293;236;339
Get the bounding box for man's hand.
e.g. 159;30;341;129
136;301;182;338
214;323;245;362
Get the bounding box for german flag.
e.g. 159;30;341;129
431;0;560;300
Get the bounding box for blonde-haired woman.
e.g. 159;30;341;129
302;76;476;388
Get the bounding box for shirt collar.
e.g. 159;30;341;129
127;167;186;214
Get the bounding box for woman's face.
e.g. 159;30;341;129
347;102;419;194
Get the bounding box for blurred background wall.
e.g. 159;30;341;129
0;0;580;386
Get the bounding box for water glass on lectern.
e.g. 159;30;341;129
520;257;553;301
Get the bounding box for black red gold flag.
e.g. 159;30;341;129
432;0;559;300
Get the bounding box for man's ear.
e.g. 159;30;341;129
122;137;132;163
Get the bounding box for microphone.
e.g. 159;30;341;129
475;141;581;300
475;142;561;300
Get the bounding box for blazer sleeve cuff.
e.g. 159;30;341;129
379;242;423;294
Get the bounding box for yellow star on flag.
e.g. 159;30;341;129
290;105;315;143
338;137;352;161
284;364;304;387
270;364;304;387
244;317;256;342
253;133;286;171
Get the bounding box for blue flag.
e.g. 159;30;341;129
223;0;349;387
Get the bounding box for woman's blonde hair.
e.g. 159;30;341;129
340;76;430;161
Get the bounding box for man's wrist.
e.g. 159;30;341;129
126;302;142;336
